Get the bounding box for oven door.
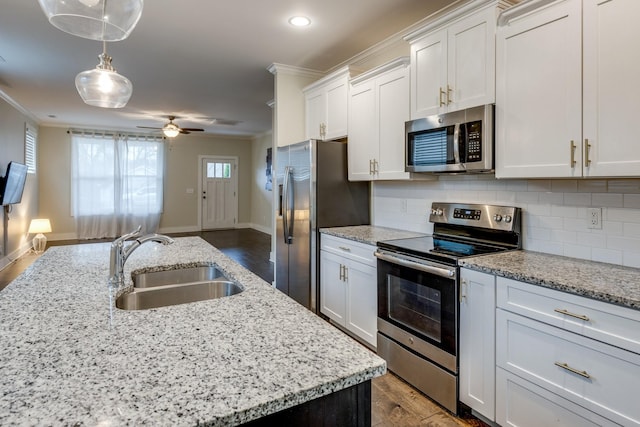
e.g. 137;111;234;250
375;249;458;372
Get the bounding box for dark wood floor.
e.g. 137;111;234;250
0;228;483;426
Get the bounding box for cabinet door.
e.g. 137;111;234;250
325;76;349;140
447;6;496;112
320;250;346;326
305;88;325;140
348;80;377;181
495;0;582;178
583;0;640;177
346;260;378;348
411;29;448;118
459;268;496;421
377;65;411;180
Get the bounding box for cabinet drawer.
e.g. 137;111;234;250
497;276;640;354
497;309;640;426
320;234;376;267
496;368;618;427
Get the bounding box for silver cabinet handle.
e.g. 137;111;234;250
554;308;590;322
439;87;446;107
554;362;591;379
339;264;344;281
584;138;592;167
447;85;453;105
570;140;576;168
460;278;467;303
343;265;348;282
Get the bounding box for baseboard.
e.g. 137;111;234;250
157;225;201;234
0;240;35;271
249;223;272;235
48;232;79;241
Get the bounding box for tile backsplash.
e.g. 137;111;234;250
372;176;640;268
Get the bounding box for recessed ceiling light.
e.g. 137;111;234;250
289;16;311;27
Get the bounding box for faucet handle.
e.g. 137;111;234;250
113;225;143;246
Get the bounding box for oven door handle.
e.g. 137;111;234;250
374;250;456;279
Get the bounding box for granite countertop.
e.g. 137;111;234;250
0;237;386;426
320;225;427;246
460;250;640;310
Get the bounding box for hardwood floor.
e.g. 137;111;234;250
0;228;484;426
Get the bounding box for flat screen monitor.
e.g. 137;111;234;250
0;161;28;206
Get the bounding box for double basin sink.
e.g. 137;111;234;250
116;266;243;310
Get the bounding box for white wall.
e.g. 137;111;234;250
250;131;273;234
0;97;39;267
372;176;640;268
38;126;256;239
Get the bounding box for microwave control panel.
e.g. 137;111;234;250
465;120;482;162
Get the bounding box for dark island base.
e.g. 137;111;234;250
242;380;371;427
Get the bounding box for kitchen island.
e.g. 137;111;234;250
0;237;385;426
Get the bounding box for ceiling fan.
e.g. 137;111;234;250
137;116;205;138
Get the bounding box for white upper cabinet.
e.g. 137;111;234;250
406;1;511;119
348;58;411;181
304;66;355;141
496;0;640;178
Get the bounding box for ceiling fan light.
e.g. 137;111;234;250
37;0;144;42
75;52;132;108
163;123;180;138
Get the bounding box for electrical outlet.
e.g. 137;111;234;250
587;207;602;229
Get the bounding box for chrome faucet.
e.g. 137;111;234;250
108;226;175;289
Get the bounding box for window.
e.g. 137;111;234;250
71;130;165;238
25;124;37;174
207;162;231;179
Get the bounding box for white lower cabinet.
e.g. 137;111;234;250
320;234;377;348
496;276;640;426
459;268;496;421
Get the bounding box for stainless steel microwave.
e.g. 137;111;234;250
405;104;494;174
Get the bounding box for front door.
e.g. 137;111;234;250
201;157;237;230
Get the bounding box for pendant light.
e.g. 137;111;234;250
75;41;132;108
38;0;144;42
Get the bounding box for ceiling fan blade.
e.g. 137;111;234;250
180;128;204;132
179;129;191;134
137;126;162;130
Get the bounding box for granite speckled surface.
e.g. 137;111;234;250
0;237;386;426
320;225;427;246
460;250;640;310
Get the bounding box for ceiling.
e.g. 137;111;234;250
0;0;458;137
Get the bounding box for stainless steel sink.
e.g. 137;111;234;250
116;280;243;310
132;266;226;288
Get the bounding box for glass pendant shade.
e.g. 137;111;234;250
75;52;132;108
38;0;144;41
163;123;180;138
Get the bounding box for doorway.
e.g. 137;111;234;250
200;156;238;230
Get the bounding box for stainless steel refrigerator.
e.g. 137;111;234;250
275;139;370;312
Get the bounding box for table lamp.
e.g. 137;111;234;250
28;218;52;254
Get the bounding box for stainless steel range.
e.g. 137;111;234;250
375;202;521;414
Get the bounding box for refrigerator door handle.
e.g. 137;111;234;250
282;166;293;244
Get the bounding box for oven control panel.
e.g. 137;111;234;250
429;202;520;232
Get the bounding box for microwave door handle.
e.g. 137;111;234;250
453;123;461;165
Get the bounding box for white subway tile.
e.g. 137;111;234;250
578;180;607;193
623;222;640;238
527;227;552;241
608;179;640;194
563;217;586;232
624;194;640;208
607;235;640;252
563;243;591;260
602;220;623;236
563;192;592;206
506;180;528;192
524;239;563;255
537;216;564;229
550;230;577;243
552;205;578;218
576;232;606;248
551;180;578;193
591;193;623;208
623;251;640;268
607;208;640;223
591;248;622;265
526;204;552;216
528;180;552;192
539;192;564;205
516;192;540;204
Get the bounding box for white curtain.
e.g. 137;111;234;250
71;131;165;239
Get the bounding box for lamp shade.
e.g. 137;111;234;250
75;52;132;108
28;218;52;234
37;0;144;42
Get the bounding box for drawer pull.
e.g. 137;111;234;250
554;308;590;322
338;246;351;252
554;362;591;379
